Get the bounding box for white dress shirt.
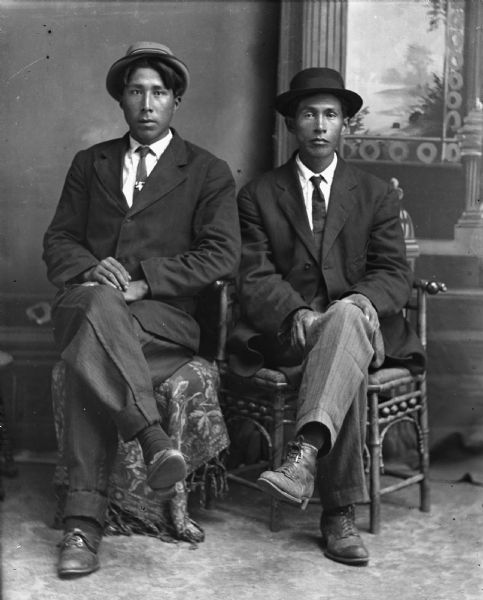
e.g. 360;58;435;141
295;153;338;230
122;130;173;207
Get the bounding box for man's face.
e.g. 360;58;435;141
121;66;180;145
287;93;348;172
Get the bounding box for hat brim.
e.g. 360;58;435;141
106;51;190;101
275;87;363;118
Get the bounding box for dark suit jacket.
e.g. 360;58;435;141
229;155;425;376
43;130;241;353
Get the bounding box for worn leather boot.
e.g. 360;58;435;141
320;505;369;566
57;528;100;578
257;437;318;508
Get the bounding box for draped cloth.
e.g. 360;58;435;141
51;357;229;543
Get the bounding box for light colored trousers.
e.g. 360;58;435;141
295;301;380;511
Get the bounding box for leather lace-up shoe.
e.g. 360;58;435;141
146;448;187;490
320;505;369;566
57;528;100;578
257;437;318;508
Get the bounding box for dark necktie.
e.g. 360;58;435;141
133;145;152;201
310;175;327;258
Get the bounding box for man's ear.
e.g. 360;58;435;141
285;116;295;133
342;117;349;132
174;96;182;110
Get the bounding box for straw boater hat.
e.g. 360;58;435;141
275;67;363;118
106;41;190;101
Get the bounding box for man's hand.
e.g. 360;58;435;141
340;293;379;329
291;308;324;350
122;279;149;303
83;257;131;291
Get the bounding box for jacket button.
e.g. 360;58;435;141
124;217;132;224
304;263;312;271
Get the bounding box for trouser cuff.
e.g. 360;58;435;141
64;490;109;528
319;484;369;512
296;411;337;452
115;401;160;442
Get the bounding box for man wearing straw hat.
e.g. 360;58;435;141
229;67;425;566
43;42;240;577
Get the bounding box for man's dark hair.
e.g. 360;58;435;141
122;57;185;97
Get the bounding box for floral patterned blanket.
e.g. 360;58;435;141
52;357;229;543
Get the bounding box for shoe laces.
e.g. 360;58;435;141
59;528;95;552
339;513;358;539
326;506;359;539
276;440;305;479
285;440;304;463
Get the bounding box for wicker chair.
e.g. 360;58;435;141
218;275;446;535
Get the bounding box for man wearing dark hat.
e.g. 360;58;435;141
43;42;240;577
229;68;424;566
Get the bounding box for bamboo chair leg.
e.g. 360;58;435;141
269;388;287;532
419;379;431;513
368;390;381;534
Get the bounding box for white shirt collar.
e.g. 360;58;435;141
295;153;338;186
128;129;173;159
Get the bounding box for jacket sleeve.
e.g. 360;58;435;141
42;150;99;288
236;183;310;336
344;183;413;317
140;157;241;298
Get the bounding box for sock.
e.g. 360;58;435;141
64;517;102;547
137;423;172;464
298;422;329;453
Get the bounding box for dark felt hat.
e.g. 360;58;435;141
275;67;363;118
106;41;190;100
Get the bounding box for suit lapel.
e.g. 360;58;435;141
322;159;358;257
276;160;319;261
275;158;359;262
93;135;129;214
128;133;187;216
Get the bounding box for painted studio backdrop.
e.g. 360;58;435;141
1;0;482;459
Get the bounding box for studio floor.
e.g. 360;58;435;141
1;457;482;600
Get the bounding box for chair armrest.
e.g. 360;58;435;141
413;279;447;295
409;278;447;348
191;279;233;362
212;279;230;363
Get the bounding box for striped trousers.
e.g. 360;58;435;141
296;301;380;510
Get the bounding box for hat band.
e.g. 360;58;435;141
292;76;343;91
129;47;170;57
